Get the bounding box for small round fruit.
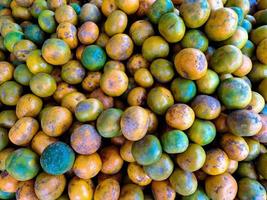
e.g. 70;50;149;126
40;141;75;175
73;153;102;179
202;148;229;175
191;95;221;120
120;106;149;141
169;168;198;196
161;130;189;154
205;7;238;41
61;60;85;85
217;77;252;109
100;69;128;97
94;179;120;200
181;29;209;52
144;153;174;181
6;148;39;181
227;110;262;136
220;133;249;161
104;10;127;36
196;69;219;94
106;33;134;61
205;173;237;200
0;81;23;106
176;143;206;172
29;73;57;98
165;104;195;130
71;124;101;155
81;45;106;71
132;134;162;166
142;36;169;61
127;162;152;186
0;61;14;85
150;58;174;83
174;48;207;80
41;106;72;137
97;108;123;138
238;178;267;200
75;98;103;122
147;87;174;115
257;38;267;64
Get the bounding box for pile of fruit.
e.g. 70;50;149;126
0;0;267;199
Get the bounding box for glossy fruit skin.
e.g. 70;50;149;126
227;110;262;137
82;71;101;92
41;38;71;65
132;134;162;166
233;54;252;77
55;5;77;25
56;22;78;49
0;61;14;85
142;36;169;62
210;45;243;74
171;78;196;103
176;143;206;172
220;133;249;161
79;3;101;23
97;108;123;138
104;10;127;36
94;178;120;200
222;26;248;49
166;104;195;130
147;0;174;24
101;0;117;17
6;148;39;181
38;10;56;33
218;77;252;109
180;0;210;28
73;153;102;179
30;0;48;18
175;48;207;80
26;49;53;74
13;39;37;61
16;94;42;118
191;95;221;120
106;33;134;61
144;153;174;181
181;29;209;52
120;184;144;200
100;69;129;97
13;64;33;86
40;141;75;175
81;45;106;71
161;130;188;154
244;138;260;161
34;172;66;200
127;87;147;106
127;162;152;186
61;60;85;85
0;128;8;151
16;180;38;200
120;106;149;141
41;106;72;137
100;145;124;175
226;0;250;15
3;31;24;52
205;8;238;41
158;12;185;43
129;20;154;46
0;148;14;171
0;110;17;129
8;117;39;146
151;180;176;200
68;177;94;200
0;81;23;106
150;58;174;83
241;40;255;58
24;24;45;45
202;148;229;175
120;140;135;162
31;131;57;155
147;87;174;115
75;98;103;122
71;124;101;155
61;91;86;113
205;173;237;200
237;178;267;200
169;168;198;196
